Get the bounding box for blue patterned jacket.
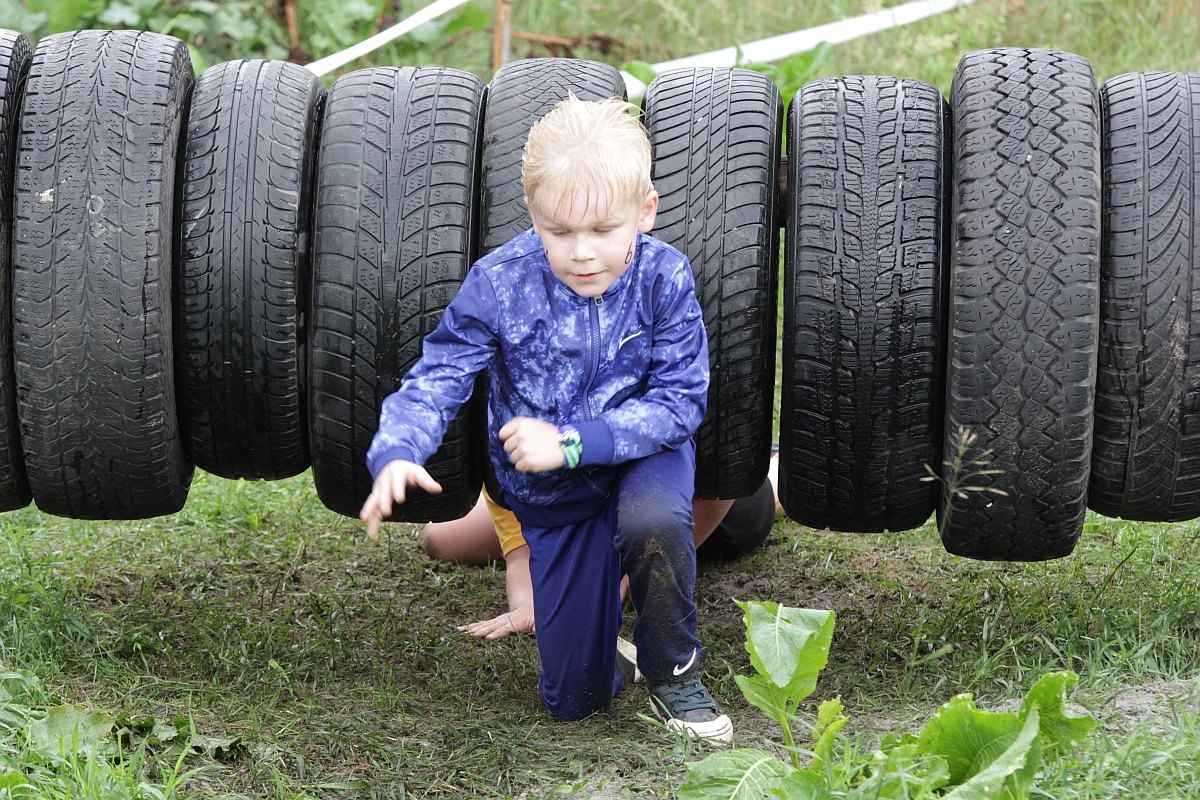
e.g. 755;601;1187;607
366;228;709;517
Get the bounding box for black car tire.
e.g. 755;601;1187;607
12;30;194;519
644;67;782;500
1090;71;1200;522
177;59;325;480
780;76;947;533
309;67;485;521
480;57;626;253
940;49;1101;560
0;30;31;512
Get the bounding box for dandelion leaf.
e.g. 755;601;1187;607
809;698;847;771
28;704;113;754
1019;670;1094;753
736;601;834;695
915;695;1040;799
679;748;793;800
771;768;828;799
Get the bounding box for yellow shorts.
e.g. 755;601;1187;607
483;486;527;556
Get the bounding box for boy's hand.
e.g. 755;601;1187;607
359;459;443;539
499;417;565;472
457;603;535;640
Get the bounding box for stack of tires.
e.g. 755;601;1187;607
0;26;1194;563
777;51;1200;562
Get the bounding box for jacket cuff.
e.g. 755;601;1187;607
368;445;422;479
575;420;615;466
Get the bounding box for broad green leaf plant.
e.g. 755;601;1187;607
679;601;1095;800
0;667;216;796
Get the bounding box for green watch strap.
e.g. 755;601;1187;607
558;427;582;470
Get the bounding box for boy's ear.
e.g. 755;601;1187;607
637;190;659;233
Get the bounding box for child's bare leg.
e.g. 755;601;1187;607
767;450;782;516
691;499;736;548
420;492;505;566
420;494;533;638
458;545;535;639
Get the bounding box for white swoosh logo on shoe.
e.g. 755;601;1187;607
619;330;642;348
673;648;697;676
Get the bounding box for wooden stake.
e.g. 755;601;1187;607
492;0;512;72
285;0;299;51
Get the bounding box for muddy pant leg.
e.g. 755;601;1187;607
522;506;626;721
615;442;703;683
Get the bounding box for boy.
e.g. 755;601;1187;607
360;95;731;741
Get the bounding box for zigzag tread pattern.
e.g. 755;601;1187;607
780;76;945;533
12;30;194;519
941;48;1100;560
643;67;781;499
1090;71;1200;522
310;67;485;520
0;30;31;511
480;58;625;252
177;59;323;480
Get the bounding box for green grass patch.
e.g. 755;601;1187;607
0;469;1198;796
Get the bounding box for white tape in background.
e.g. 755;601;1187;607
621;0;980;98
305;0;473;77
304;0;979;91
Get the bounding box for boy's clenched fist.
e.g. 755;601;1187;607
499;417;565;473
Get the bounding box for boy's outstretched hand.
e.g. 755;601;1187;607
359;459;442;539
457;604;535;640
499;417;564;472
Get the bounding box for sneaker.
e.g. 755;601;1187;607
616;637;642;685
648;677;733;742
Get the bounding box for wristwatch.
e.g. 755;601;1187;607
557;425;582;470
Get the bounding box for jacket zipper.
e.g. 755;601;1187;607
576;294;605;494
581;295;603;420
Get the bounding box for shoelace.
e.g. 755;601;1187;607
654;678;717;714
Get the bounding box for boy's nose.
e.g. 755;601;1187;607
570;238;594;260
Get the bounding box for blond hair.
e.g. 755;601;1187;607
522;93;653;217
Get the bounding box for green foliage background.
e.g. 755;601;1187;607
0;0;497;75
0;0;1196;90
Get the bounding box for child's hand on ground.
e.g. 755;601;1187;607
499;417;564;472
456;603;535;640
359;459;442;539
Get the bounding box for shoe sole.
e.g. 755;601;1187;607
649;699;733;743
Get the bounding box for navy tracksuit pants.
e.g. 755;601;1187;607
514;442;702;721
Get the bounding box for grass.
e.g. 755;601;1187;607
1;470;1199;796
2;0;1200;796
415;0;1200;90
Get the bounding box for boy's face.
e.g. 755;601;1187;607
527;187;658;297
